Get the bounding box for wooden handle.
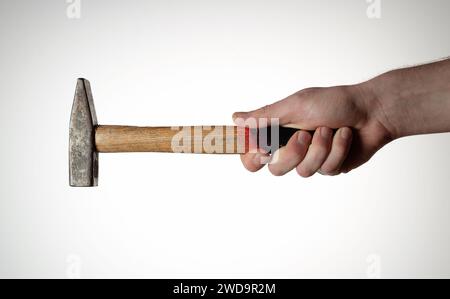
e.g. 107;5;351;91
95;125;300;154
95;126;249;154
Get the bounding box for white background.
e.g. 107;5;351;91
0;0;450;278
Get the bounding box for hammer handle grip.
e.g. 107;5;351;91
96;126;247;154
95;125;299;154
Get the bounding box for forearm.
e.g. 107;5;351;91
364;59;450;139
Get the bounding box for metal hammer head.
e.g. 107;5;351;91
69;79;98;187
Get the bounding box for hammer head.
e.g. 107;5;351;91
69;79;98;187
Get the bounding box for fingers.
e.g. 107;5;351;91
233;96;297;127
268;131;312;176
239;127;353;177
319;127;353;175
296;127;333;178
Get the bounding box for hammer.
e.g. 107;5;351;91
69;79;298;187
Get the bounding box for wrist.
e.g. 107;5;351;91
363;60;450;139
348;78;399;141
360;72;403;139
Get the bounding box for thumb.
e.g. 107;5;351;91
233;97;295;127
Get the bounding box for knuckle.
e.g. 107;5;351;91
245;166;259;173
297;87;321;98
259;105;271;116
296;166;313;178
243;161;261;173
269;166;285;177
320;165;340;176
319;165;333;175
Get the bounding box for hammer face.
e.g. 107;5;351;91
69;79;98;187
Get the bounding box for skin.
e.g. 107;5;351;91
233;58;450;177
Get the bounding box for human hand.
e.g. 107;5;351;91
233;84;393;177
233;59;450;177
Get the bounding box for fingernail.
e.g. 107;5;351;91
340;128;351;139
270;150;280;164
297;131;310;145
253;154;268;166
321;127;332;139
317;169;327;176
